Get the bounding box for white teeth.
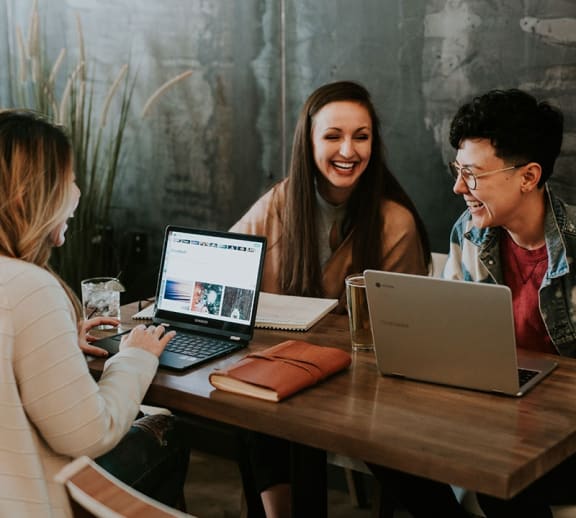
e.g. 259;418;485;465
468;202;484;209
333;161;354;170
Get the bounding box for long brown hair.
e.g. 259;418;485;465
280;81;430;296
0;110;82;318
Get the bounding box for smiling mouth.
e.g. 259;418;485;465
332;161;356;171
467;200;484;209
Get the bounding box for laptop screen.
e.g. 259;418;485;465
154;226;266;337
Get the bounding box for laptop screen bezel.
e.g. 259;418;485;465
152;225;267;341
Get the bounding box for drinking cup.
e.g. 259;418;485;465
345;274;374;351
81;277;123;328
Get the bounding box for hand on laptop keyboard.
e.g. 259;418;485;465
78;316;122;357
120;324;176;358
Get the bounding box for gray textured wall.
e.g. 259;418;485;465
1;0;575;292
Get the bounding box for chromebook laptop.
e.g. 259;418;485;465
94;226;266;370
364;270;557;397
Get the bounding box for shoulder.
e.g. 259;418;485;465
444;210;493;281
379;199;424;247
548;189;576;231
0;257;71;316
449;209;473;244
0;257;59;292
379;199;418;231
255;180;287;211
376;199;428;274
230;179;287;233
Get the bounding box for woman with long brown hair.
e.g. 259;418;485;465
232;80;430;311
231;81;432;517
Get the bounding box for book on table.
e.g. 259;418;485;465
209;340;352;402
254;292;338;331
133;292;338;331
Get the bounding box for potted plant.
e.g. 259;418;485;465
3;3;191;293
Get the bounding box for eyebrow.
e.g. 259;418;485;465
454;160;479;170
322;126;371;132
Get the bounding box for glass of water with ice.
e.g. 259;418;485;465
81;277;124;328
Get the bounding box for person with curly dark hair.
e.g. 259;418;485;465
445;88;576;517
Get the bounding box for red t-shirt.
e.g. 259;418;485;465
500;232;556;354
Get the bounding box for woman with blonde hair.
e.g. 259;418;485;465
0;110;189;516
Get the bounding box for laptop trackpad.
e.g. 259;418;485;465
92;333;199;369
159;350;200;370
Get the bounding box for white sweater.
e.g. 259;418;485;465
0;257;159;517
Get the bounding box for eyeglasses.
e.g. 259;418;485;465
448;162;528;190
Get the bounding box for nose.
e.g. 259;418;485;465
452;172;470;195
339;138;354;158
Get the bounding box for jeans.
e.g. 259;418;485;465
95;413;190;507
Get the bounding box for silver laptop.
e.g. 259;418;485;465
364;270;557;397
94;226;266;370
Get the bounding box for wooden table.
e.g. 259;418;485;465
90;302;576;515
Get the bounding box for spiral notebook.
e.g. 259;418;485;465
254;292;338;331
133;292;337;332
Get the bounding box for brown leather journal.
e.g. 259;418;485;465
209;340;352;402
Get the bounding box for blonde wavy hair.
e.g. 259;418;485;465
0;110;82;318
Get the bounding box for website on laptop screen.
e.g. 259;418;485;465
155;229;265;329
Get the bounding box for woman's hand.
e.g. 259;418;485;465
78;317;121;357
120;324;176;358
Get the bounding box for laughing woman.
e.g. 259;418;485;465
231;81;431;517
232;81;430;313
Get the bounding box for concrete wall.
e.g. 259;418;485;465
1;0;575;293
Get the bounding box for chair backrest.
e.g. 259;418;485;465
429;252;448;278
55;456;194;518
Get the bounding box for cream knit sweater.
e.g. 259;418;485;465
0;257;159;517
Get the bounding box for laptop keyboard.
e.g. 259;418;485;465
165;333;239;359
518;368;539;387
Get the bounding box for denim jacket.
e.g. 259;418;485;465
443;186;576;357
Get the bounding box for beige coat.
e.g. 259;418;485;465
231;180;428;311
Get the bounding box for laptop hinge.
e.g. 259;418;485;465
230;336;241;341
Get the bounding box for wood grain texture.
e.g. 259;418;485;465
58;456;191;517
89;302;576;499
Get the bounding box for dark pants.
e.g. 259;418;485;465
240;431;290;493
367;464;469;518
240;430;469;518
477;453;576;518
95;414;190;507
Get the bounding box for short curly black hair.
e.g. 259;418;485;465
449;89;563;186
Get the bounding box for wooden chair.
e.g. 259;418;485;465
55;456;194;518
430;252;448;278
